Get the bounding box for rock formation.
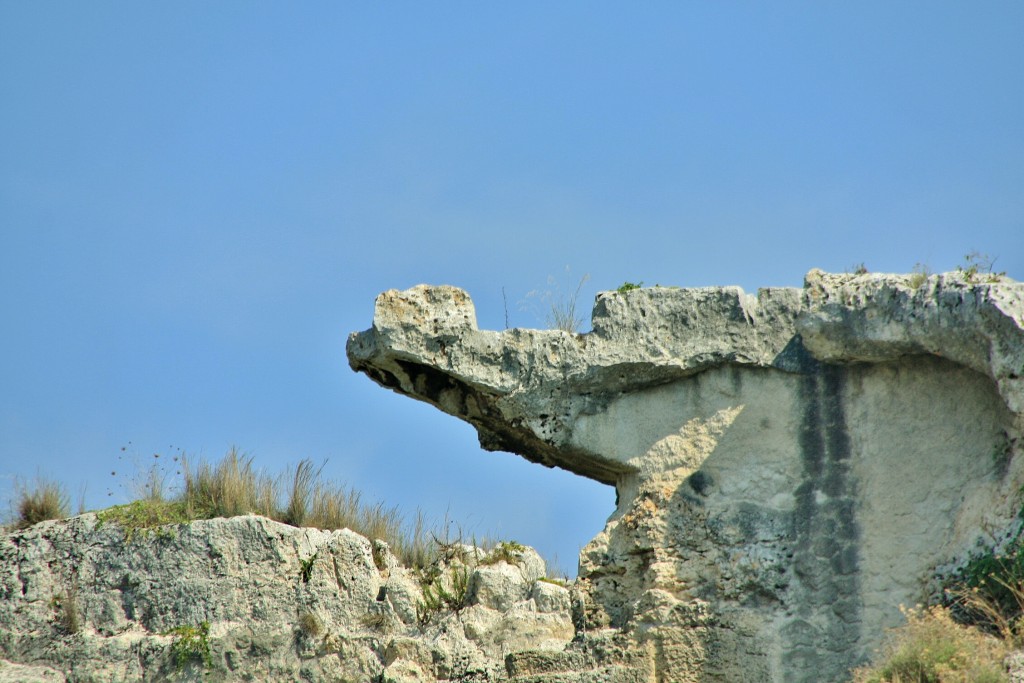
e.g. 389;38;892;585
3;270;1021;682
347;270;1024;682
0;514;572;682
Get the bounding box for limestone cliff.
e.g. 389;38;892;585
347;270;1024;682
0;514;573;682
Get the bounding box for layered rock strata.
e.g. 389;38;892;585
348;270;1024;682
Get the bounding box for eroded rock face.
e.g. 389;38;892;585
0;514;573;682
348;270;1024;682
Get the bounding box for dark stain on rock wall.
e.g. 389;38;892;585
785;355;862;682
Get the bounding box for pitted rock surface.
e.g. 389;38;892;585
0;514;574;682
349;270;1024;682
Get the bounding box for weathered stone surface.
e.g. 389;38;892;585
471;563;534;612
469;547;546;613
0;514;574;682
530;581;571;615
348;270;1024;682
0;660;64;683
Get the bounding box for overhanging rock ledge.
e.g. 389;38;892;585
348;269;1024;682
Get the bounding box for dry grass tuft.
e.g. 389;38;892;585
88;448;440;568
15;477;70;529
53;580;82;634
282;459;321;527
297;611;323;638
395;510;434;571
11;449;526;574
851;604;1008;683
182;448;276;519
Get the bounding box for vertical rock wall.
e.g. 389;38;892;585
573;357;1009;681
348;270;1024;682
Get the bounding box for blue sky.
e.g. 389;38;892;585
1;3;1021;574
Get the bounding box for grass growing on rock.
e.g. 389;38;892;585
164;621;213;671
96;500;191;541
853;531;1024;681
851;605;1008;682
10;448;513;572
13;476;70;529
481;540;526;566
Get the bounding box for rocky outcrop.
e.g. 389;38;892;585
348;270;1024;682
0;514;573;682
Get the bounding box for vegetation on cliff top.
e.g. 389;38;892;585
6;448;468;570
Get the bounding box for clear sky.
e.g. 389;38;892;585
1;3;1021;575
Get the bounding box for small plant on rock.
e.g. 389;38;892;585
851;605;1007;682
297;611;323;638
51;581;82;634
299;552;318;584
415;564;470;630
950;528;1024;639
481;540;526;566
15;476;69;529
359;609;390;632
958;251;1005;284
282;459;323;527
523;268;590;333
96;499;189;542
616;281;643;294
538;576;569;588
907;263;931;289
165;621;212;672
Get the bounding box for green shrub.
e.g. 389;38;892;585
416;564;470;629
298;552;318;584
951;526;1024;641
616;281;643;294
31;447;556;580
481;540;526;566
93;449;432;567
165;621;212;671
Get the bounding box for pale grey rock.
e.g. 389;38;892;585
383;636;434;666
470;563;532;611
0;513;574;682
0;660;64;683
462;602;574;659
346;283;807;486
468;547;546;613
348;271;1024;682
530;581;571;614
382;659;433;683
511;545;547;584
798;269;1024;427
